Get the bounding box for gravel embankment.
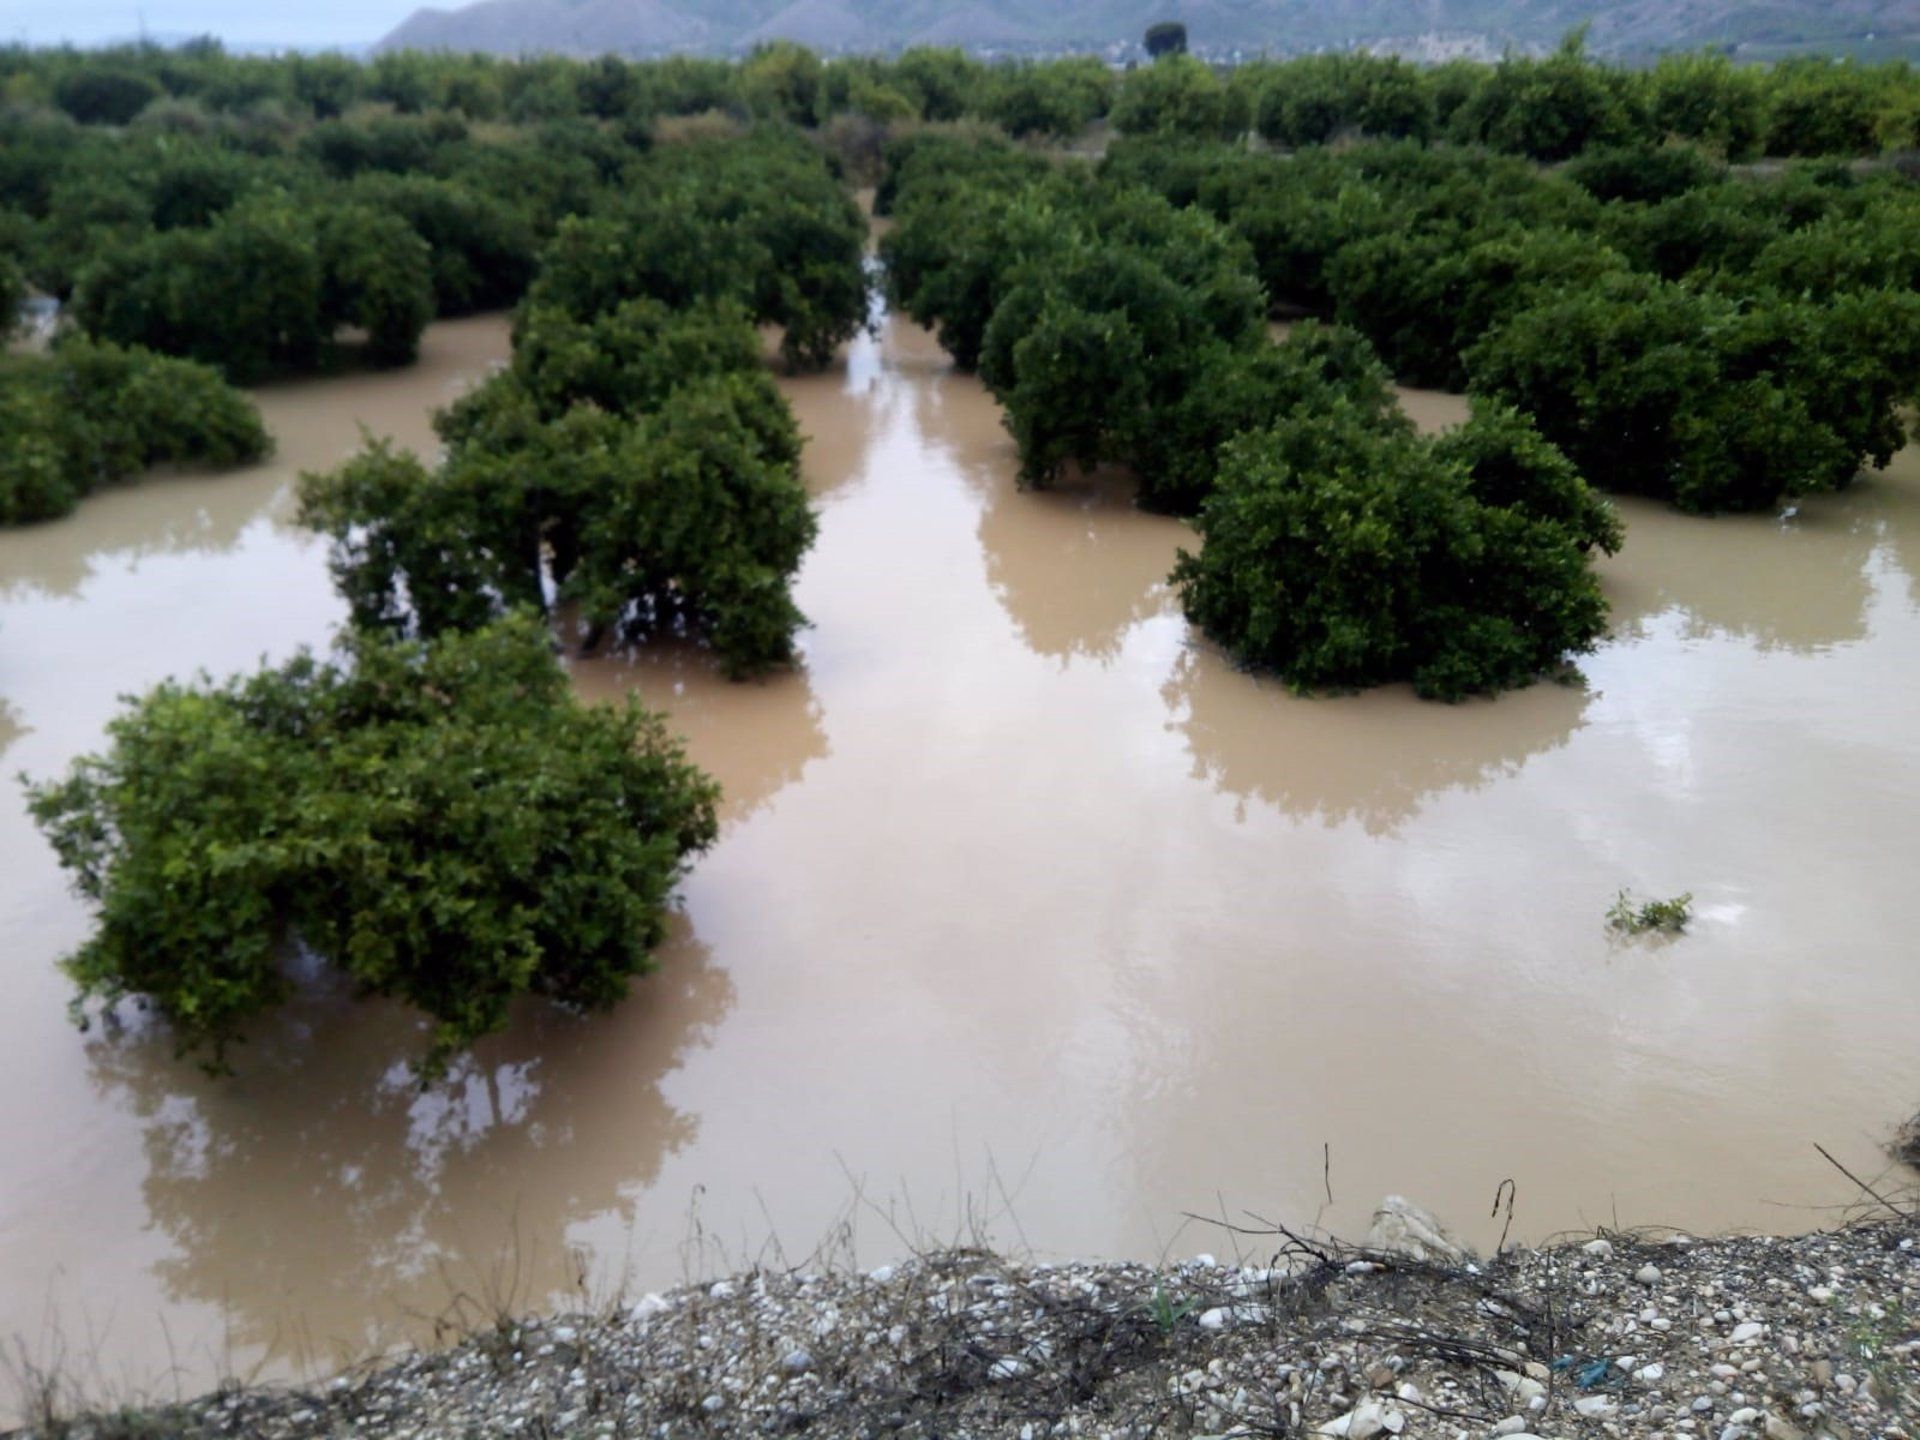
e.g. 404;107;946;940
19;1206;1917;1439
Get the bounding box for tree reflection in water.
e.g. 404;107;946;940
568;643;828;830
84;921;732;1372
1600;492;1881;654
902;370;1189;667
1161;647;1591;835
974;463;1183;666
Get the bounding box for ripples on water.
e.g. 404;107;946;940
2;310;1918;1405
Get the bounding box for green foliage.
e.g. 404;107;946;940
315;204;436;367
37;168;155;296
0;254;21;342
71;200;324;382
1112;55;1240;139
1598;186;1778;279
1172;404;1614;700
502;295;766;421
1606;889;1693;936
1563;144;1724;205
1467;274;1920;512
52;66;162;126
741;42;824;125
0;336;271;526
981;58;1112;139
25;615;720;1077
526;132;867;370
300;112;465;178
343;173;537;315
1452;31;1640;162
1433;400;1624;554
1748;201;1920;294
523;204;744;325
70;194;438;380
969;190;1267;491
1135;322;1405;515
303;382;814;677
1328;221;1629;390
1646;53;1768;159
1148;1286;1199;1332
12;37;1920;173
301;293;816;678
1766;58;1884;156
890;49;984;124
148;148;260;229
1252;54;1435;147
879;159;1063;367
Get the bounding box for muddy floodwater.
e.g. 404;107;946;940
3;311;1919;1405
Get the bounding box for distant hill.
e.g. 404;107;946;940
376;0;1920;58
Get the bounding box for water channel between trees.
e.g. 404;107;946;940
1;307;1916;1403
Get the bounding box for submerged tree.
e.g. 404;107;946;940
1134;321;1405;515
302;234;818;678
26;615;720;1077
1467;274;1920;512
1172;405;1617;700
70;198;437;381
0;336;271;526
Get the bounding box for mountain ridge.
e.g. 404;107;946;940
376;0;1920;59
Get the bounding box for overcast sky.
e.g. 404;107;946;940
3;0;422;49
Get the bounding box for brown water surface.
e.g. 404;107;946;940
3;312;1919;1407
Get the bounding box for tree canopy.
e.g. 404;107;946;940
1173;404;1618;700
27;616;720;1077
524;131;868;370
0;335;271;525
300;295;818;677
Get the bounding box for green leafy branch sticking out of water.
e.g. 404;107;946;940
1606;889;1694;938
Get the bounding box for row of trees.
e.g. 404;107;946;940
27;616;720;1076
300;301;821;677
26;132;861;1074
881;133;1622;699
2;87;867;385
1104;37;1920;160
297;129;858;677
0;335;270;524
1100;133;1920;512
69;196;436;380
8;36;1920;157
0;100;608;380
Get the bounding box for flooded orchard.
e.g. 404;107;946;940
3;309;1919;1403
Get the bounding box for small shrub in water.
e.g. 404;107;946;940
1606;889;1693;937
